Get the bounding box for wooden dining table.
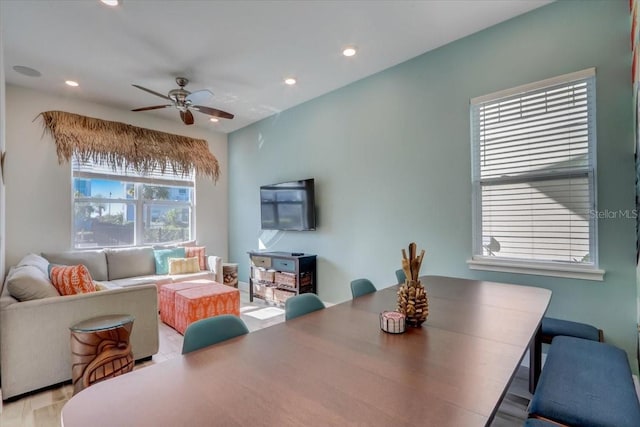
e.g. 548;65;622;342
61;275;551;427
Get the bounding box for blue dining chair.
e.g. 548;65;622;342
395;269;406;284
350;278;376;299
285;293;325;321
182;314;249;354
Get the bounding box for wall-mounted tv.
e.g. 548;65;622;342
260;178;316;231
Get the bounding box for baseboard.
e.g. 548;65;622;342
238;281;249;292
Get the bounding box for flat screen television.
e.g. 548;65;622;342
260;178;316;231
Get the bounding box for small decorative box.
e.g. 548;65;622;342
380;311;406;334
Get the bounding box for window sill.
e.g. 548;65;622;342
467;257;605;281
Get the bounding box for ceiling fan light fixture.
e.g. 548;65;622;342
209;117;219;123
65;80;79;87
131;78;234;125
342;47;357;57
284;77;297;86
100;0;120;6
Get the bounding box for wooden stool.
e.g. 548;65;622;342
70;314;134;395
222;263;239;287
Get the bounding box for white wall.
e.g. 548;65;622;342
4;85;228;269
0;14;6;283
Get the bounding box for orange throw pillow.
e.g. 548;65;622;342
50;264;96;296
184;246;206;271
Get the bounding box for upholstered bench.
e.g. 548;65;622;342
523;418;557;427
174;283;240;334
529;336;640;427
159;280;214;328
541;317;603;344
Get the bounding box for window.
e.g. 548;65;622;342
72;159;194;249
469;68;603;280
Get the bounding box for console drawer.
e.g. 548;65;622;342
272;258;295;272
251;256;271;268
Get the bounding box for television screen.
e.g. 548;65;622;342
260;179;316;231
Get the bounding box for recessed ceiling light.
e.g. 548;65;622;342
12;65;41;77
342;47;357;57
284;77;297;86
209;117;219;123
100;0;119;6
65;80;79;87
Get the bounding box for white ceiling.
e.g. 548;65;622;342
1;0;552;134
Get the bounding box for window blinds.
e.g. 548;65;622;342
470;69;596;264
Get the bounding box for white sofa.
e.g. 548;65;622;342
0;246;220;400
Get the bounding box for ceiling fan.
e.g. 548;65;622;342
131;77;234;125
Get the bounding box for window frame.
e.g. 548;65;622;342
468;68;604;281
71;160;196;249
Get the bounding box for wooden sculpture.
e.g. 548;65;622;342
397;242;428;327
70;319;134;395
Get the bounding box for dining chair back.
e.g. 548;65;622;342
395;269;406;284
182;314;249;354
285;293;325;321
350;278;377;299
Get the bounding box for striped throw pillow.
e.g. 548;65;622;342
168;257;200;275
50;264;96;296
183;246;206;270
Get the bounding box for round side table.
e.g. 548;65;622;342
70;314;135;395
222;263;239;287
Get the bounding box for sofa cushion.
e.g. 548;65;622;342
102;276;160;289
154;248;186;275
105;247;155;280
6;265;60;301
168;257;200;275
49;264;97;296
184;246;206;270
42;250;108;281
17;253;50;276
169;270;215;283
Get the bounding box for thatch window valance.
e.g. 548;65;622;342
39;111;220;181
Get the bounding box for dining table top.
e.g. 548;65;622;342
61;275;551;427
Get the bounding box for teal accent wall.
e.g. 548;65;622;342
230;1;637;363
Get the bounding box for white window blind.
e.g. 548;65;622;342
470;68;597;268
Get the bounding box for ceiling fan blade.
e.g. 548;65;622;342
131;104;171;112
186;89;214;105
192;105;234;120
132;84;171;100
180;110;195;125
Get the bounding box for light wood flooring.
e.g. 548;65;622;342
0;290;531;427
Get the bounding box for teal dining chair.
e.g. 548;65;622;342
350;278;376;299
285;293;325;321
395;269;406;284
182;314;249;354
